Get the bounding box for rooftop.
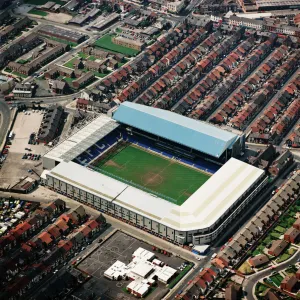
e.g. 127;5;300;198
113;102;240;158
47;158;264;231
44;114;119;163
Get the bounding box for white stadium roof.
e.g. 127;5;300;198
48;158;264;231
44;114;119;164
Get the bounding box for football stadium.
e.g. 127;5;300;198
42;102;268;245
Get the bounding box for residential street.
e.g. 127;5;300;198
243;249;300;300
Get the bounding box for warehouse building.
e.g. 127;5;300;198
38;25;86;44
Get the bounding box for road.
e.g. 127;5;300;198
206;48;278;121
243;249;300;300
244;66;300;136
0;98;11;149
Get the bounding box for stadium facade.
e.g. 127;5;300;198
42;103;268;245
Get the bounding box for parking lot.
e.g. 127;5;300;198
76;231;187;300
0;110;46;188
9;110;46;155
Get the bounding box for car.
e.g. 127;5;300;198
98;238;103;243
81;247;86;251
211;253;217;260
195;256;204;261
53;269;58;274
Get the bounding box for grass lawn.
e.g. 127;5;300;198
17;59;31;64
252;244;265;256
78;52;89;59
24;0;65;4
269;274;284;287
270;232;281;239
238;261;254;275
274;226;285;234
276;247;297;263
94;72;108;78
63;58;77;68
285;265;298;274
63;77;75;83
92;144;210;205
255;283;269;297
12;71;27;78
94;34;139;56
262;236;272;245
88;55;97;61
168;264;193;289
28;9;48;16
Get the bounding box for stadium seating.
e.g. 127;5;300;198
74;128;220;173
74;129;121;165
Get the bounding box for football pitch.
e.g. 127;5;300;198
92;144;211;205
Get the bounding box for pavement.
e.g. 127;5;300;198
243;249;300;300
206;48;278;121
0;98;11;150
244;66;300;136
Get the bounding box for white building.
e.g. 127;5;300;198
166;1;185;13
104;260;127;280
43;105;267;245
0;75;14;93
157;266;177;284
44;157;266;245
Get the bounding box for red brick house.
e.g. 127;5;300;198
57;240;74;258
47;225;61;241
293;218;300;230
225;283;240;300
284;227;300;243
249;254;269;268
296;268;300;280
37;232;53;248
280;275;297;292
268;240;288;257
76;98;89;110
55;219;69;235
11;222;32;241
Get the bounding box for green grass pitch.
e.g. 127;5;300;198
94;34;139;57
93;144;211;205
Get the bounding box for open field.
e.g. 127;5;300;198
28;9;48;16
94;34;139;56
93;143;210;205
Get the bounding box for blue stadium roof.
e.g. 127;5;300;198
113;102;239;158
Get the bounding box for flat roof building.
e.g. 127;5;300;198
38;25;86;44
